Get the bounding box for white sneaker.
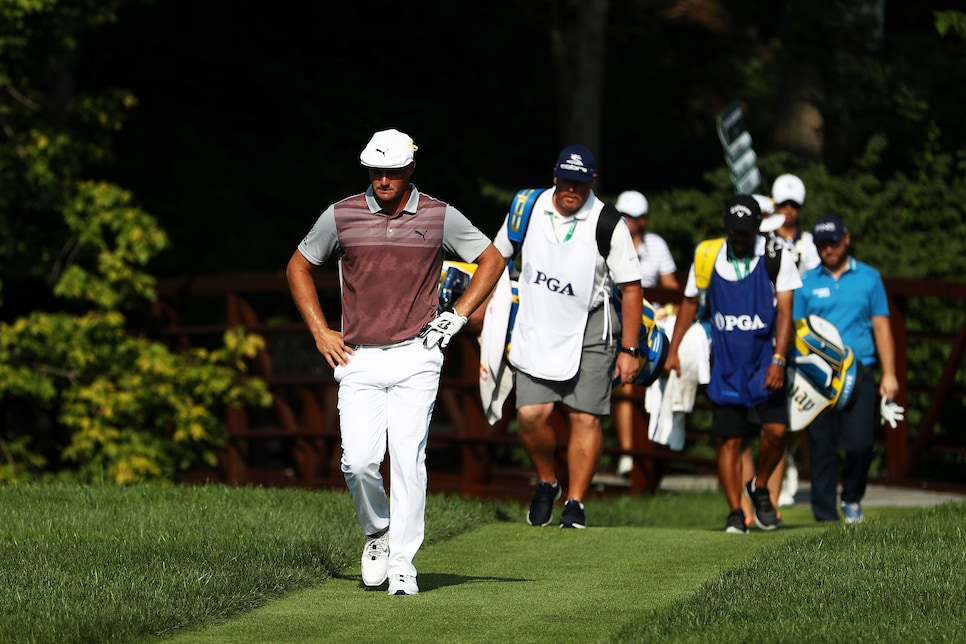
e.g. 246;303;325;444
388;574;419;596
617;455;633;477
779;457;799;507
361;532;389;587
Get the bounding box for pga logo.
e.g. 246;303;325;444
713;312;767;331
522;263;576;296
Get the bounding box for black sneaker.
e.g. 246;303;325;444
526;480;561;526
725;509;748;534
560;499;586;529
744;479;779;530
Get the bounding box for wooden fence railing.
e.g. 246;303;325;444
153;273;966;499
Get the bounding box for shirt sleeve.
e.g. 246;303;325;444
606;217;643;284
492;214;514;257
776;247;803;292
443;205;494;262
869;268;890;318
792;273;810;319
296;205;339;265
653;235;677;274
683;263;698;298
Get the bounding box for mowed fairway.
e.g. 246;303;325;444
170;520;821;643
4;486;962;643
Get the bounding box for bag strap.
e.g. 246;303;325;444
507;189;546;255
764;235;783;285
508;189;621;260
694;237;725;290
595;202;622;260
695;236;782;289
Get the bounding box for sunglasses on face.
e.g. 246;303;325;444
777;200;801;209
816;238;845;249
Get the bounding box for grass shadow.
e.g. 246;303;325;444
417;571;534;593
333;571;533;593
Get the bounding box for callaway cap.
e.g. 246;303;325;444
812;214;848;243
360;129;418;168
553;144;596;183
616;190;649;217
772;173;806;206
724;194;762;235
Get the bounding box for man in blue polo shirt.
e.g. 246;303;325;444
794;214;901;523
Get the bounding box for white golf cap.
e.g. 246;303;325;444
771;173;806;206
360;129;418;169
615;190;649;217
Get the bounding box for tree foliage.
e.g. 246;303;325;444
0;182;272;484
0;0;271;483
3;1;966;482
935;10;966;39
61;1;966;276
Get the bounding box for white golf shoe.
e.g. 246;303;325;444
361;532;389;587
388;574;419;596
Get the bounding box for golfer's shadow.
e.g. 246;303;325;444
417;572;532;592
338;572;531;593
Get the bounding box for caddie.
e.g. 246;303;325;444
665;194;802;534
491;143;645;529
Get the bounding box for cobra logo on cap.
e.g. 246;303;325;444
558;153;589;174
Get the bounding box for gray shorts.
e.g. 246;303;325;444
514;305;619;416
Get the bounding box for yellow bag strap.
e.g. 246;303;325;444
694;237;725;290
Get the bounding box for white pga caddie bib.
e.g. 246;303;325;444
509;201;598;380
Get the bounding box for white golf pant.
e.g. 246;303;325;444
333;339;443;579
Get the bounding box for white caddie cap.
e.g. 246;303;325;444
771;173;806;206
360;129;418;169
615;190;649;217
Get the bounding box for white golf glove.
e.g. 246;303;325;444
880;397;905;429
419;311;467;349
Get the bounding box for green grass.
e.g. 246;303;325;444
0;485;964;643
618;501;966;643
0;485;500;643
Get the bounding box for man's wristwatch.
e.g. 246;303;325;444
619;346;642;357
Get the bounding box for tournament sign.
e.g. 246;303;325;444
716;101;760;195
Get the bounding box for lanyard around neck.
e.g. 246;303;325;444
728;246;751;280
548;212;578;243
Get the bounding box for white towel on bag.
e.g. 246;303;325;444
646;319;710;450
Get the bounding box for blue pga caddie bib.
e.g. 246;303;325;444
707;258;776;407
